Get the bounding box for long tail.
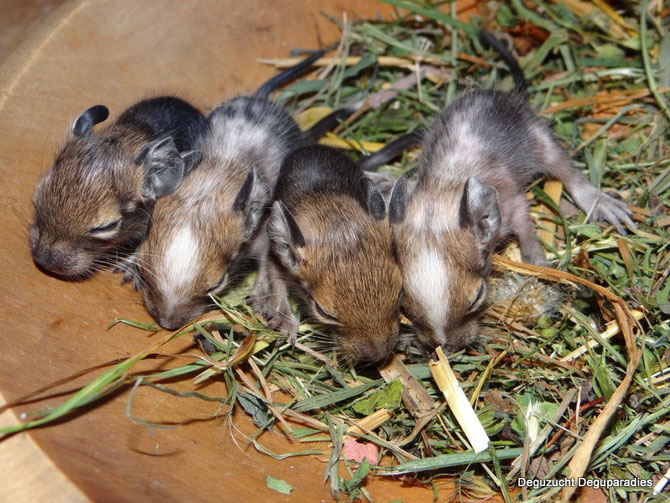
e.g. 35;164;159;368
255;50;325;98
300;108;356;145
358;128;425;171
479;30;528;95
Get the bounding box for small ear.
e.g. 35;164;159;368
364;171;396;200
138;136;185;200
359;177;386;220
459;177;500;245
72;105;109;137
180;150;202;172
267;201;305;274
388;175;408;224
233;169;271;239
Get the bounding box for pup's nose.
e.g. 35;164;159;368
158;311;195;331
357;339;395;363
32;244;75;275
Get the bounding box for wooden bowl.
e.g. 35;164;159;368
0;1;459;501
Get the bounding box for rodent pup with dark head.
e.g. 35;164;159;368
264;145;403;363
387;31;633;353
30;97;207;278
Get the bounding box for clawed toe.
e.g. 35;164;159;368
590;193;636;234
264;310;298;343
120;269;141;290
246;294;263;314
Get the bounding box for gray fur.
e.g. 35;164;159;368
393;37;632;353
132;96;304;329
138;136;187;199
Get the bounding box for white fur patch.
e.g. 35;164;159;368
406;247;449;344
158;225;200;301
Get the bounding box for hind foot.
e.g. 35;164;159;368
570;184;634;233
589;191;635;234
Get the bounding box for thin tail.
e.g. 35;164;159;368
254;50;325;98
479;30;528;95
300;108;356;144
358;128;425;171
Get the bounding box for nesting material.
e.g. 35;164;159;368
429;347;489;454
488;271;567;322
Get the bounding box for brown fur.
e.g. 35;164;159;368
31;125;152;277
279;193;402;363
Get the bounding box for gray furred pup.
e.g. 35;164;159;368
263;145;403;363
387;31;633;352
128;53;351;330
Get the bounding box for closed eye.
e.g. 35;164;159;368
313;300;338;323
90;219;122;236
206;273;228;295
468;283;486;313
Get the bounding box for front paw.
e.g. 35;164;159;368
265;309;299;345
114;255;140;289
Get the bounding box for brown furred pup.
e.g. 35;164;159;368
30;98;207;279
386;31;633;353
264;145;403;364
29;50;330;283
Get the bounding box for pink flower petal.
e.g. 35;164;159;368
344;438;379;464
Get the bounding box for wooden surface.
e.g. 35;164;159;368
0;1;463;502
0;0;68;65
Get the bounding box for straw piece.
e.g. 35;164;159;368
539;87;670;116
318;133;385;152
379;355;436;416
653;464;670;495
248;358;292;433
430;347;490;454
346;409;392;436
295;106;334;130
379;356;441;446
258;53;489;70
535;179;563;250
559;309;645;362
550;0;630;39
591;0;638;35
235;367;292;433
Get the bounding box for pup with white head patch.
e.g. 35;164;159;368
264;145;403;364
30;97;207;279
387;31;633;352
129;52;349;329
132;96;302;329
